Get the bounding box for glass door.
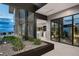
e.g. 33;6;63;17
54;22;59;41
73;14;79;46
60;16;72;44
51;20;60;42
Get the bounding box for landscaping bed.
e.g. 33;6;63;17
0;36;54;56
0;41;54;56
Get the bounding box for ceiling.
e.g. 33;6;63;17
6;3;46;12
36;3;79;16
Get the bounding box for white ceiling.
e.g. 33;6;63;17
36;3;79;16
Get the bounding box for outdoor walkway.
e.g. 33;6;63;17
41;37;79;56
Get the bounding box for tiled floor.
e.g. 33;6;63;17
41;38;79;56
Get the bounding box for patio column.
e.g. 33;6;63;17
46;20;51;41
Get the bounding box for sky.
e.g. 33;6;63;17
0;4;14;19
0;4;14;32
64;15;79;25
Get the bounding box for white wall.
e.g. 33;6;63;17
46;20;51;41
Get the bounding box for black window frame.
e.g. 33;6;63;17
50;13;79;47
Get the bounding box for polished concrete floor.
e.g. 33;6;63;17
41;37;79;56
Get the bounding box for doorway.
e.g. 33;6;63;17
51;19;60;42
51;17;72;45
36;19;47;40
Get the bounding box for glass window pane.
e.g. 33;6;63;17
73;14;79;46
60;16;72;44
28;12;35;37
51;20;60;42
63;16;72;25
19;9;25;36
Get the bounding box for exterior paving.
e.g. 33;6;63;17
41;38;79;56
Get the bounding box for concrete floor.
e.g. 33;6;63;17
41;38;79;56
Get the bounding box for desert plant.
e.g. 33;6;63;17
33;38;41;45
2;36;24;51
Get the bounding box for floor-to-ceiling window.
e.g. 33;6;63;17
51;22;55;40
19;9;25;37
60;16;72;44
51;13;79;46
73;14;79;46
54;22;59;40
28;12;35;38
51;20;60;42
19;9;36;39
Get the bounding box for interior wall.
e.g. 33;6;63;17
46;20;51;40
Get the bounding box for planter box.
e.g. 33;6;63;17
0;41;54;56
14;41;54;56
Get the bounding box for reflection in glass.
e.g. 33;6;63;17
60;16;72;44
54;23;59;40
51;14;79;46
51;22;55;39
51;20;59;42
19;9;25;38
28;12;35;38
73;14;79;46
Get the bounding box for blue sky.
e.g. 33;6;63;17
0;4;14;32
0;4;14;19
64;15;79;25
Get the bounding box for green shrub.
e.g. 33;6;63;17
0;37;2;40
2;36;24;51
28;37;42;45
28;37;35;42
33;38;41;45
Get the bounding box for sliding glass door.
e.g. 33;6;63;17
60;16;72;44
51;20;60;42
51;14;79;46
51;16;73;44
54;22;59;41
73;14;79;46
51;22;55;39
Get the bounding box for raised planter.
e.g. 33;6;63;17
0;41;54;56
14;41;54;56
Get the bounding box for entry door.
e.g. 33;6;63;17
51;19;60;42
